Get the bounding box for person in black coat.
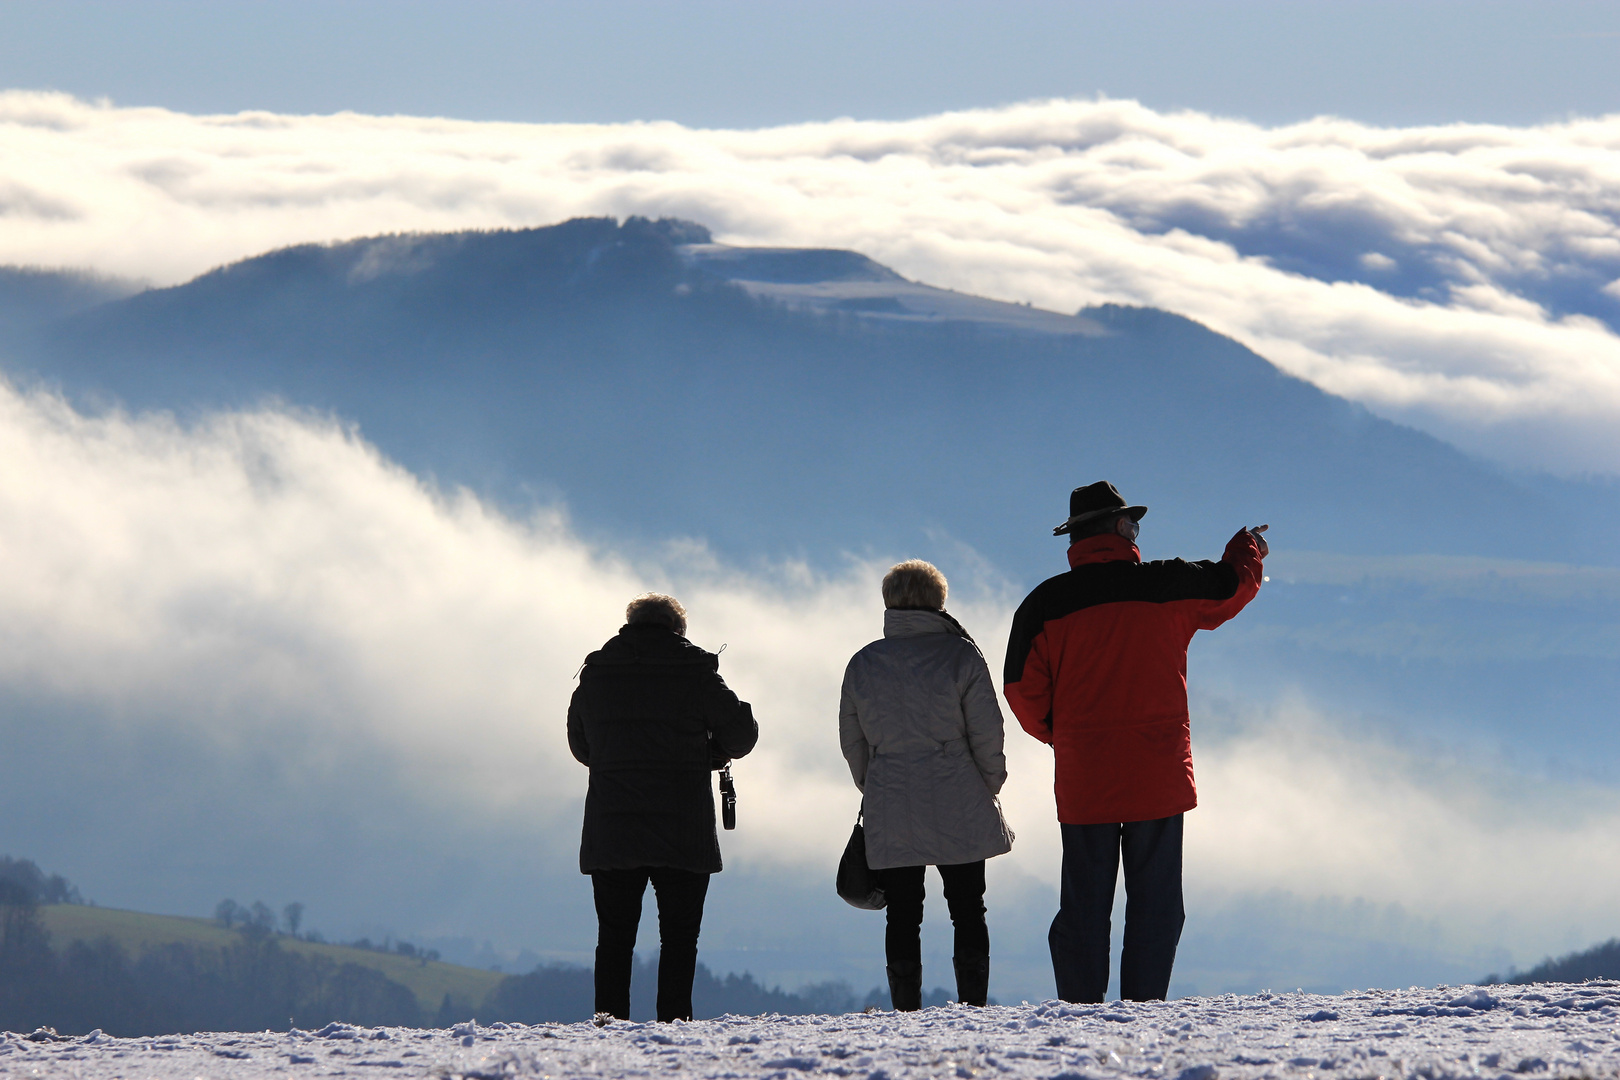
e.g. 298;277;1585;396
567;593;759;1022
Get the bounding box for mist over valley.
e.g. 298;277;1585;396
1;215;1617;1004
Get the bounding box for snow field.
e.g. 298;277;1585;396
6;983;1620;1080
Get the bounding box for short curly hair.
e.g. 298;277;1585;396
881;560;948;611
625;593;688;635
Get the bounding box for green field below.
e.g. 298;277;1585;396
37;905;505;1013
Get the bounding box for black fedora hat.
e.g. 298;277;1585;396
1052;481;1148;536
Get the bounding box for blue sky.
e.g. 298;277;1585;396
3;0;1620;128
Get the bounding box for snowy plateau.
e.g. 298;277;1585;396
6;984;1620;1080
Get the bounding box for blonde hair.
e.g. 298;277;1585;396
881;560;948;610
625;593;688;635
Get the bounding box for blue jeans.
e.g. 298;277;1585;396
1049;815;1184;1002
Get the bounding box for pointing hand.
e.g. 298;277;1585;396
1248;524;1269;558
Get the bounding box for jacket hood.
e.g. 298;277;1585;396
883;608;971;640
1066;533;1142;569
582;623;719;671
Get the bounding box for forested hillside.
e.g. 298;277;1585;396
1;857;911;1034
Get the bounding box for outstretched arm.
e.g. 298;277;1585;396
1193;525;1267;631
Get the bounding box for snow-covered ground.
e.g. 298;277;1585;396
7;983;1619;1080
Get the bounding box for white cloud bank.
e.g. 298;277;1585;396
0;383;1616;978
5;91;1620;473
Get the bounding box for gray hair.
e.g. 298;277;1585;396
1068;511;1127;541
881;560;948;610
625;593;688;635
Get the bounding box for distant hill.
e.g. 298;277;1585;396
36;905;500;1015
7;216;1620;773
1487;939;1620;986
19;904;908;1030
6;215;1616;573
4;897;430;1035
0;266;139;354
4;222;1620;997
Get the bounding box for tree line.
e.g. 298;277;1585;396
486;958;906;1024
2;856;916;1034
2;892;423;1036
0;857;82;906
211;897;441;963
3;897;903;1034
1484;939;1620;986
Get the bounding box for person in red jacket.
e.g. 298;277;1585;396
1003;481;1266;1003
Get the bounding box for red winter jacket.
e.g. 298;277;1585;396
1002;529;1263;825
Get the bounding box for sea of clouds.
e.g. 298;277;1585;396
3;90;1620;473
7;88;1620;994
1;382;1616;992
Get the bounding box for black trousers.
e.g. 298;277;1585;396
591;867;710;1021
878;861;989;968
1049;815;1184;1003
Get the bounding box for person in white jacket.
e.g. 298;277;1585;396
840;559;1013;1010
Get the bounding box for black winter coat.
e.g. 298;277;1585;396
567;624;759;875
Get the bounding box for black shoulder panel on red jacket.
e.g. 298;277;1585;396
1003;558;1239;686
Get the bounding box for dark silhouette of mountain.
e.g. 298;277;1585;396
3;222;1619;994
1486;939;1620;985
6;216;1614;576
0;267;138;356
6;217;1620;776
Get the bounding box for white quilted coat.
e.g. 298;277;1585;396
839;608;1014;869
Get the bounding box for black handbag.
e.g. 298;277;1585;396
835;814;886;910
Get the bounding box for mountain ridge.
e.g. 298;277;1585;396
4;215;1608;573
3;218;1619;997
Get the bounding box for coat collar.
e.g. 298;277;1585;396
883;608;960;638
584;623;718;669
1066;533;1142;569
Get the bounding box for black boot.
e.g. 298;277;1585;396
953;954;989;1007
886;960;922;1012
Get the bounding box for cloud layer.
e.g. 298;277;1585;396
0;383;1616;991
5;91;1620;472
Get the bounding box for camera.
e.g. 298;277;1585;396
719;764;737;831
